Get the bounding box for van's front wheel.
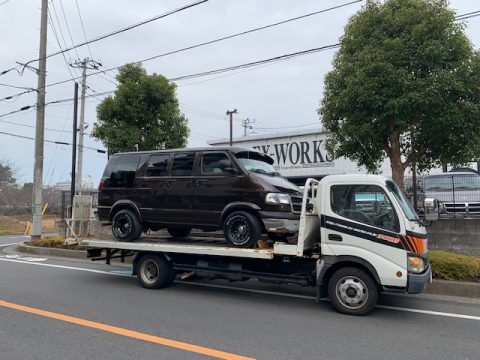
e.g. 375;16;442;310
112;209;143;242
328;267;378;316
223;211;261;248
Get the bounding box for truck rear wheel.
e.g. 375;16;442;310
223;211;261;248
112;209;143;242
137;254;174;289
328;267;378;316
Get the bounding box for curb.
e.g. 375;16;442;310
426;279;480;299
16;243;87;259
13;243;480;299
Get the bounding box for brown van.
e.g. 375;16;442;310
97;147;302;247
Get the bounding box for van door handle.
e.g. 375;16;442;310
166;179;176;186
328;234;343;242
197;179;207;185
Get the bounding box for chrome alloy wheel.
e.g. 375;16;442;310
335;275;369;310
139;259;160;285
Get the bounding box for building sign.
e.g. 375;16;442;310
250;140;334;170
208;129;390;178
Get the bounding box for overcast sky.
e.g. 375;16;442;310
0;0;479;187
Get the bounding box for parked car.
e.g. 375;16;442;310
406;172;480;216
97;146;303;247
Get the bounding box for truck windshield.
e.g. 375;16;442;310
386;180;419;221
236;152;279;176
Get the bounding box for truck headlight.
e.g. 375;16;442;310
408;255;426;273
265;193;291;205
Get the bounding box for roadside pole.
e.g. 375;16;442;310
70;83;79;207
31;0;48;239
226;109;237;146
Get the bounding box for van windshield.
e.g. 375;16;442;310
236;152;279;176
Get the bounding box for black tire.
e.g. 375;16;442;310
137;254;174;289
328;267;378;316
167;227;192;238
223;211;261;248
111;209;143;242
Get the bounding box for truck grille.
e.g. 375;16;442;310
291;195;303;214
444;202;480;214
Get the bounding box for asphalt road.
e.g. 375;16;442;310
1;235;479;360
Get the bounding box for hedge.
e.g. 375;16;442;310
429;250;480;282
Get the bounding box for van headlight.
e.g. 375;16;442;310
265;193;291;205
408;255;427;273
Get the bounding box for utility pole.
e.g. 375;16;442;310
70;58;100;194
226;109;237;146
241;118;255;136
70;83;79;206
31;0;48;239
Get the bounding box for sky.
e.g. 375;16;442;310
0;0;479;187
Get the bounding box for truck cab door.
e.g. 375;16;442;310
320;183;407;274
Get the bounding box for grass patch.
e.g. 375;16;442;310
27;236;89;251
429;250;480;282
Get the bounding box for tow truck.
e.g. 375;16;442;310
81;175;435;315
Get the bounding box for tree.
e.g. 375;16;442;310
92;63;189;154
319;0;480;189
0;161;16;185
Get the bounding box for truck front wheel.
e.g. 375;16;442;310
328;267;378;316
137;254;174;289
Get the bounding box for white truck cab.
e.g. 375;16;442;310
308;175;431;314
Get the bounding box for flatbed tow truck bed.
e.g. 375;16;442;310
80;235;309;261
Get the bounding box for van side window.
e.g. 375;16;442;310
202;152;229;174
146;155;170;177
330;184;398;232
109;155;140;188
171;153;196;176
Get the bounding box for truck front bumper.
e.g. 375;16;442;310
259;211;300;233
407;263;432;294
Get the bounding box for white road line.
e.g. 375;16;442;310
0;242;21;248
1;257;479;321
376;305;480;321
0;258;130;277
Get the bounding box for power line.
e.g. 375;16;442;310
21;0;208;68
0;0;361;97
0;83;36;91
0;42;339;116
74;0;94;59
169;44;340;82
0;130;106;152
57;0;82;61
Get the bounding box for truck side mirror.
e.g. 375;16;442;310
424;198;439;221
219;159;237;174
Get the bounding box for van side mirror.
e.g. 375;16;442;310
219;159;237;174
424;198;439;221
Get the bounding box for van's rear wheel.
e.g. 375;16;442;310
137;254;174;289
328;267;378;316
223;211;261;248
112;209;143;242
167;227;192;238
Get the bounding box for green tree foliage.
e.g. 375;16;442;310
92;63;189;154
319;0;480;188
0;161;16;185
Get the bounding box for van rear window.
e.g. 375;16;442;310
171;153;195;176
107;155;140;187
146;154;170;177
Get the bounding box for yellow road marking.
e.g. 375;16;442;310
0;299;254;360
